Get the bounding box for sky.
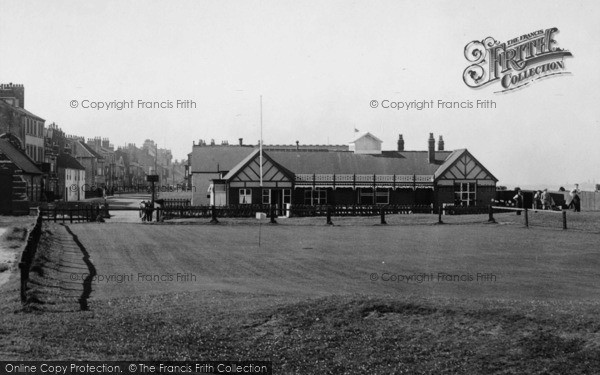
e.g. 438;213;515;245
1;0;599;189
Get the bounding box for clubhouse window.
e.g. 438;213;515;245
239;188;252;204
304;188;327;205
262;188;271;204
454;182;476;206
359;188;390;205
283;189;291;204
376;189;390;205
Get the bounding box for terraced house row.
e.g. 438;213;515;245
0;82;184;214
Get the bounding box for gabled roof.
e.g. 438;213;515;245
434;149;498;182
0;138;42;174
222;149;294;181
191;145;255;173
267;150;452;175
57;153;85;170
349;132;383;144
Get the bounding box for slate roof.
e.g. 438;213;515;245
191;143;497;180
0;138;42;174
57;153;85;170
78;141;104;159
267;150;452;175
190;145;256;173
0;99;45;121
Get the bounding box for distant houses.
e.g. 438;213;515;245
0;82;185;213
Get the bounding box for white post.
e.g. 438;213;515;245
260;95;263;187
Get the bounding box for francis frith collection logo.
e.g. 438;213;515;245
463;27;573;93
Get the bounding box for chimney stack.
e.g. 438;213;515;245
428;133;435;163
397;134;404;151
438;135;444;151
239;138;243;146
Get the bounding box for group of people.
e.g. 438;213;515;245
532;189;557;210
139;200;154;222
513;184;582;213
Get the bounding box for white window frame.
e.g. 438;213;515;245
359;188;373;205
283;189;291;204
262;189;271;204
239;188;252;204
375;189;390;205
454;182;476;206
304;188;327;205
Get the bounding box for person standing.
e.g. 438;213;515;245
513;188;524;215
139;200;146;220
570;184;581;212
533;190;542;210
541;189;554;210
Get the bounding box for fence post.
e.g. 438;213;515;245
327;205;333;225
380;206;387;225
438;205;443;224
210;205;219;224
488;205;496;223
524;208;529;228
562;211;567;230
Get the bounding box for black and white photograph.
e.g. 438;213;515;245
1;0;599;374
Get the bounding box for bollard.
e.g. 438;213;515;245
326;206;333;225
524;208;529;228
563;210;567;230
270;204;277;224
380;206;387;225
210;205;219;224
488;205;496;223
438;205;443;224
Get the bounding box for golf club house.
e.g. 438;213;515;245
188;132;497;210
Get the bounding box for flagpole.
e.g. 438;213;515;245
260;95;263;187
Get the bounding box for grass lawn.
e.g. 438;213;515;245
1;219;600;373
0;215;38;287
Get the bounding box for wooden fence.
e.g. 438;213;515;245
40;204;105;223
